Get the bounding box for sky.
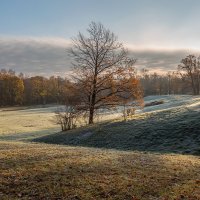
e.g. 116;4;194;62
1;0;200;76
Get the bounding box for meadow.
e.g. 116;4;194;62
0;95;200;199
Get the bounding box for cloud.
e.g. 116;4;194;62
0;37;73;77
130;49;191;73
0;37;199;76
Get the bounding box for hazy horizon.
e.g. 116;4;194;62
1;0;200;76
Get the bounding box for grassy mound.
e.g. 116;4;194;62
34;107;200;155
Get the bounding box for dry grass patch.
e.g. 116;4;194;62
0;141;200;200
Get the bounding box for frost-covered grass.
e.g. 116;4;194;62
0;105;61;140
1;96;200;152
0;105;121;140
141;95;200;113
35;95;200;155
1;95;199;140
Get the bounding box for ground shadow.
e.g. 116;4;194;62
33;109;200;156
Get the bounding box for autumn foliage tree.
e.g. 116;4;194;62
70;22;143;124
0;69;72;106
0;70;24;105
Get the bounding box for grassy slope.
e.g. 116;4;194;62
35;106;200;155
0;141;200;200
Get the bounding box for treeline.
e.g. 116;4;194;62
1;54;199;106
0;68;194;107
0;69;71;106
140;70;191;96
140;55;200;96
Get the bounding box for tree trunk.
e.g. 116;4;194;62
89;91;96;124
89;71;97;124
190;72;197;95
196;73;200;95
89;107;94;124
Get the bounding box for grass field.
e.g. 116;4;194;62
0;105;60;140
1;141;200;200
0;95;200;199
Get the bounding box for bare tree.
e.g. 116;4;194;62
69;22;143;124
178;55;200;95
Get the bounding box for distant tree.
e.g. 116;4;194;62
48;76;60;103
30;76;48;104
178;55;200;95
0;70;24;105
0;69;76;106
140;68;190;96
11;76;24;105
69;22;143;124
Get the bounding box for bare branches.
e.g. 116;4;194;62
178;55;200;95
69;22;143;124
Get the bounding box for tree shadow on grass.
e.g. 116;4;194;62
33;109;200;156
